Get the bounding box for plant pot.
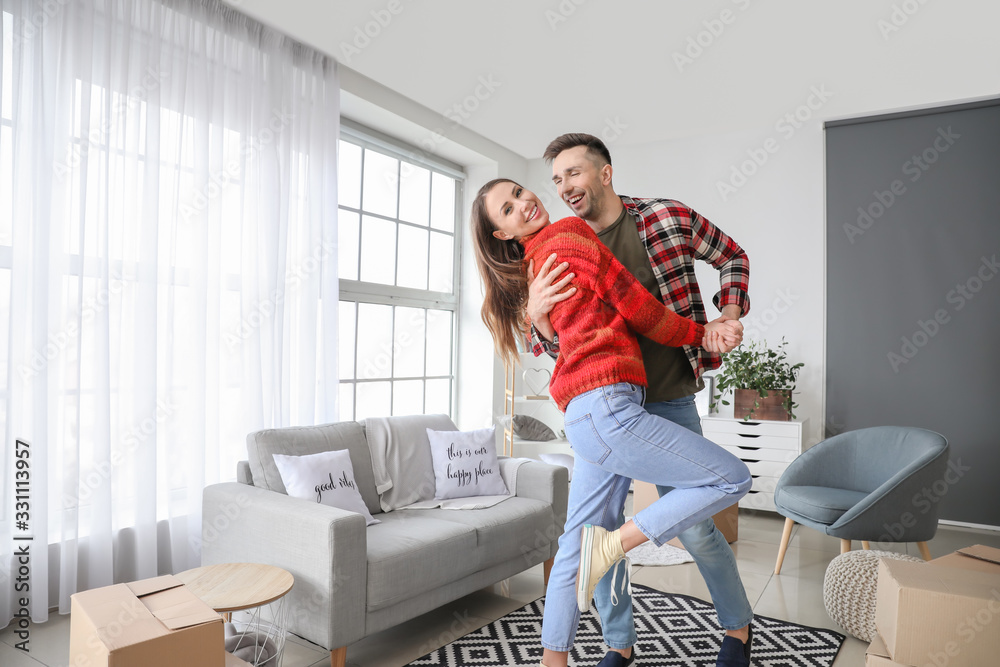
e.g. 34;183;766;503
733;388;792;421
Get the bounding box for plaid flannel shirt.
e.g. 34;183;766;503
528;196;750;381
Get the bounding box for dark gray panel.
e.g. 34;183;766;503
826;102;1000;527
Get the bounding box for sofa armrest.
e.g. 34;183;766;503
201;482;368;650
512;460;568;524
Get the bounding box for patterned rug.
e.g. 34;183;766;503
407;585;845;666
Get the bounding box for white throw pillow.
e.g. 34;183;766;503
426;426;509;500
272;449;380;526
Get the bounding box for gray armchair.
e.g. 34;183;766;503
772;426;949;574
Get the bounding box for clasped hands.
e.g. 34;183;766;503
526;253;743;354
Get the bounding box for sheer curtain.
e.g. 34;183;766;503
0;0;339;624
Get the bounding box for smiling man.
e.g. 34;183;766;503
527;133;753;667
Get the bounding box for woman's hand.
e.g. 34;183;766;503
526;253;577;341
703;318;743;354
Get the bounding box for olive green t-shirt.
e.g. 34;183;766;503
596;206;702;402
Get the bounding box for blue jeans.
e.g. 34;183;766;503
594;395;756;649
540;384;752;652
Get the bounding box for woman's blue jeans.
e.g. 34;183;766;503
540;384;752;652
594;394;756;649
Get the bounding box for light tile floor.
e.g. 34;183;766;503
4;511;1000;667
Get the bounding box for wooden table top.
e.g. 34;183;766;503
176;563;294;613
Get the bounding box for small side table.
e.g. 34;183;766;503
178;563;294;667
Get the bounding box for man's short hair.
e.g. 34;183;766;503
543;133;612;167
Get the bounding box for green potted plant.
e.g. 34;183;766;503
710;338;804;421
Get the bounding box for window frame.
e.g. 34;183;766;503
337;119;465;420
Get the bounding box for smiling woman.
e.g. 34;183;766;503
469;177;753;667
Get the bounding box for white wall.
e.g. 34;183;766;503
526;123;828;444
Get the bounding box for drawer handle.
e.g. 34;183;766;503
751;474;760;479
737;433;761;439
741;458;760;463
747;490;760;494
737;446;761;451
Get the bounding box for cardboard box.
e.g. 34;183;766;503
930;544;1000;576
875;557;1000;667
633;481;739;544
866;633;912;667
70;574;224;667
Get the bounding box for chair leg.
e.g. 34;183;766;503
918;541;932;561
331;647;347;667
841;539;851;554
543;556;554;587
862;541;871;550
774;517;795;575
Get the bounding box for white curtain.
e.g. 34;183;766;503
0;0;339;624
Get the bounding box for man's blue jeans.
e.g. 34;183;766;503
540;385;751;652
594;394;756;649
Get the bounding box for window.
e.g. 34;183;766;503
337;123;462;421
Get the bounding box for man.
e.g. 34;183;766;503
527;133;753;667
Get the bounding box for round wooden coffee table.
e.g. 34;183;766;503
178;563;294;666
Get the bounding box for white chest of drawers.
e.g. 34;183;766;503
701;415;807;512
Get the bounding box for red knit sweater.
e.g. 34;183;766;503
522;217;705;411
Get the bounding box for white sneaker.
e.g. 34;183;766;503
576;524;629;612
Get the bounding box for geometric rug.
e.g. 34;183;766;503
407;584;845;666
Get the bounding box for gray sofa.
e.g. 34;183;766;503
200;414;568;667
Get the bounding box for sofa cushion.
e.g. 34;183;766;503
246;421;381;516
272;449;380;526
365;512;478;612
403;497;556;571
777;485;869;525
427;426;508;500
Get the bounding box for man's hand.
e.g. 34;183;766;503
719;304;744;337
526;253;577;342
703;318;743;354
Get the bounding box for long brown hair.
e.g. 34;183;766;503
470;178;529;366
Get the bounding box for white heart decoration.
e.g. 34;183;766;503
522;368;552;396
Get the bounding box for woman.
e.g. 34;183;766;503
471;178;753;667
